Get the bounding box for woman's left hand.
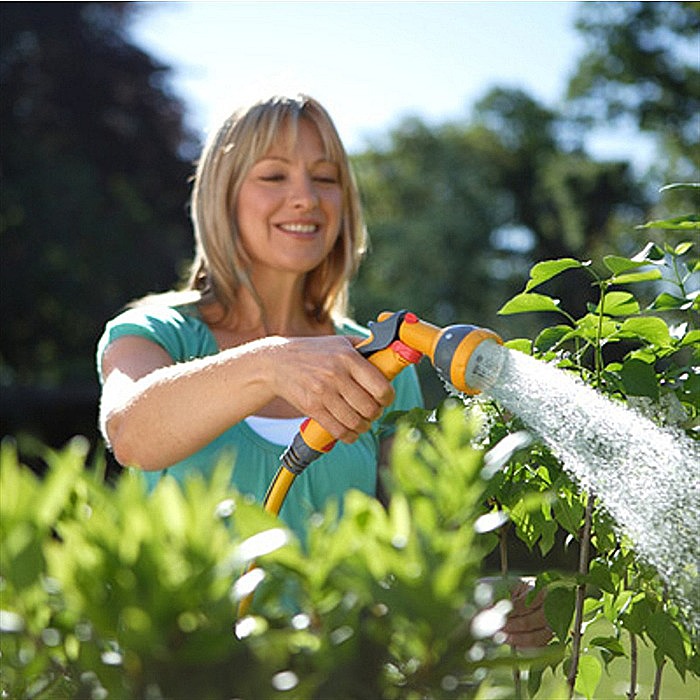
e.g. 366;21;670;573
502;578;553;650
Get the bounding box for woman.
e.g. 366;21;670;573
97;94;424;540
97;93;550;648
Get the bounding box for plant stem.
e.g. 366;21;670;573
626;632;638;700
567;495;594;697
499;521;524;700
499;521;509;576
651;658;665;700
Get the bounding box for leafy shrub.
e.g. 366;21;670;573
2;408;557;699
2;190;698;699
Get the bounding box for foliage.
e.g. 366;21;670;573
0;2;195;385
350;88;645;379
567;1;700;182
1;409;567;699
472;192;699;699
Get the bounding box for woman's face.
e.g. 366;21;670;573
236;118;343;279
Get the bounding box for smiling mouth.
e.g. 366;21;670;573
278;223;320;234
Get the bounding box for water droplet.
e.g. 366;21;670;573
0;610;24;632
215;498;235;519
271;670;298;691
479;348;700;630
474;510;509;534
231;567;265;601
234;528;289;565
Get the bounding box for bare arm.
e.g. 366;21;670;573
99;334;395;471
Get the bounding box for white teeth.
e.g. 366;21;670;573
280;223;318;233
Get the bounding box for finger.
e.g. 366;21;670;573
504;609;546;634
507;625;554;650
341;382;389;423
350;362;396;408
310;382;375;441
310;406;361;444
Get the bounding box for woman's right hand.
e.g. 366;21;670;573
268;335;396;443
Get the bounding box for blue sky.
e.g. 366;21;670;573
128;1;652;165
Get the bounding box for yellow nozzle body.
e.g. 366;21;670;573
384;312;504;395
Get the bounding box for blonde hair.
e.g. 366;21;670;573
183;94;367;324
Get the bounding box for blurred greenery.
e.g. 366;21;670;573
1;407;546;699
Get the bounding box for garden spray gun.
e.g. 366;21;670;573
237;310;504;617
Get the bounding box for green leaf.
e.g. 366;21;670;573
680;329;700;347
636;214;700;230
544;586;575;641
609;269;663;285
619;317;672;347
524;258;585;291
619;358;659;400
590;635;626;668
534;325;572;352
647;611;687;676
497;292;561;315
552;497;584;536
674;241;694;255
649;292;694;311
574;654;602;700
586;561;616;594
598;291;639;317
603;255;649;275
622;595;653;634
504;337;533;354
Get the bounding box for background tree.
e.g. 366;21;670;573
350;87;645;404
0;3;195;448
566;1;700;190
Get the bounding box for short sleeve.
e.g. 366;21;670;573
95;305;216;383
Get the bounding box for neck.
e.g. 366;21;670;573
205;272;329;337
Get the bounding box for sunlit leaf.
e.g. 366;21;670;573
603;255;648;275
534;325;572;352
609;269;662;285
498;293;561;315
649;292;694;311
504;337;533;354
619;317;672;346
674;241;694;255
574;654;602;700
636;214;700;230
524;258;586;291
598;291;639;316
680;329;700;347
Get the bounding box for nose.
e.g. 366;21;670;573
290;173;319;210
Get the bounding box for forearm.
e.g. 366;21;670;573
101;338;283;470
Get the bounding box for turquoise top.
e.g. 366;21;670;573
96;304;424;540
